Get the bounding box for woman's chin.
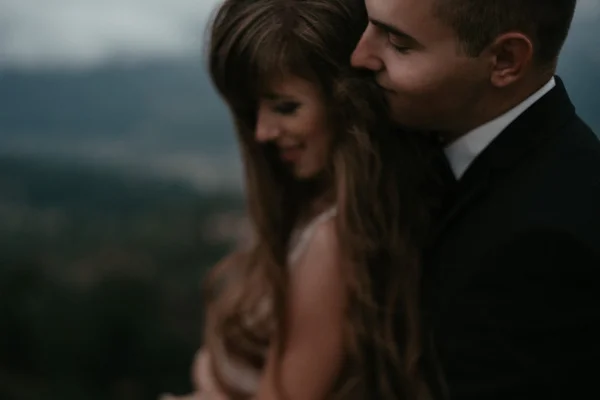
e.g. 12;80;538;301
292;167;319;181
286;161;328;183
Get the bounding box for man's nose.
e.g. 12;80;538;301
255;108;281;143
351;27;383;72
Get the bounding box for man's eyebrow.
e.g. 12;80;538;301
369;18;418;43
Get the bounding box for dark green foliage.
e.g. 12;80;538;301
0;156;244;400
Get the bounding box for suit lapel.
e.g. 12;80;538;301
428;162;489;247
429;76;576;245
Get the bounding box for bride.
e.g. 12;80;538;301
163;0;443;398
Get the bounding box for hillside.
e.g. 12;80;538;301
0;155;245;400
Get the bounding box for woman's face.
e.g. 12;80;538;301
254;75;333;180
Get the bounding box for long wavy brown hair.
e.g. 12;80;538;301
203;0;443;398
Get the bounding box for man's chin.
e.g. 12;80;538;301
389;110;434;133
389;114;419;131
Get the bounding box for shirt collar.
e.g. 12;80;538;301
444;77;556;179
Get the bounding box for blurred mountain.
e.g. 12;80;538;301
0;59;234;150
0;58;243;191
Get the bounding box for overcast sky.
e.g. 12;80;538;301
0;0;222;69
0;0;598;69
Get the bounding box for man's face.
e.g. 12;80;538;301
351;0;490;134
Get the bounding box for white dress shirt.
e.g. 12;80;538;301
444;77;556;179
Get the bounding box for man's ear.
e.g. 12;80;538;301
486;32;534;88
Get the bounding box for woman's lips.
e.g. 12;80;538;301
279;145;303;162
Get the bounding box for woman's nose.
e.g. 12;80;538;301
255;108;281;142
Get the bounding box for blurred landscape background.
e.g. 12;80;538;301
0;0;598;399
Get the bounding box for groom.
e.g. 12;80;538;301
352;0;600;399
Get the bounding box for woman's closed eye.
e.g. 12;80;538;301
273;101;300;115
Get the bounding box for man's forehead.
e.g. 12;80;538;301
365;0;449;42
365;0;430;22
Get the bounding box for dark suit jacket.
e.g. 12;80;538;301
422;77;600;400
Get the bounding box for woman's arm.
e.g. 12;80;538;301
254;219;347;400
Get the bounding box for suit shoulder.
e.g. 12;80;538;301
488;118;600;242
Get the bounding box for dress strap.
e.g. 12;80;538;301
288;206;338;265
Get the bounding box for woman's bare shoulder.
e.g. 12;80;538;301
291;217;345;296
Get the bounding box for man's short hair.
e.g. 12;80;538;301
433;0;577;66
